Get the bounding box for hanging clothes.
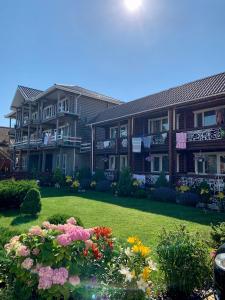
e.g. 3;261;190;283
176;132;187;149
132;137;142;153
103;141;110;148
216;110;224;125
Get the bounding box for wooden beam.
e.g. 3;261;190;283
168;109;174;185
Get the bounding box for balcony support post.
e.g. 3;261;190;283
131;117;134;173
91;125;96;174
41;151;46;172
169;109;174;185
128;118;132;171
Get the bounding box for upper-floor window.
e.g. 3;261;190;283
32;112;38;120
148;117;169;134
58;98;69;113
109;125;128;139
110;127;118;139
194;108;225;128
43;105;56;120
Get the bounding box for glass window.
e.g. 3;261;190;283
162;156;169;172
153;157;160;172
196;113;202;127
205;155;217;174
109;156;116;170
204;110;216;126
120;125;128;137
120;155;128;171
162;118;169;131
197;160;204;174
110;127;118;139
152;120;161;134
220;155;225;174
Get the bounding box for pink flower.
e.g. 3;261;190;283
86;228;95;235
85;239;93;250
38;266;53;278
29;226;43;237
38;266;54;290
38;277;52;290
32;248;40;256
52;268;69;285
10;235;20;243
66;217;77;225
42;221;51;229
69;275;80;286
21;258;33;270
57;234;72;246
17;245;30;257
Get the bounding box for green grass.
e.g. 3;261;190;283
0;187;225;248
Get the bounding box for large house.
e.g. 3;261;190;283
89;72;225;191
0;127;12;176
6;84;122;175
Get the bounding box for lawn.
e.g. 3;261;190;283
0;187;225;248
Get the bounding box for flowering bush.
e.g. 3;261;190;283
4;220;157;299
90;180;96;190
176;185;190;193
111;182;117;195
4;218;115;299
65;175;73;185
71;180;80;192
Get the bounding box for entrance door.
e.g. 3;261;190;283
45;154;53;172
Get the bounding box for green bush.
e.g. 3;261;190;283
134;189;147;199
76;168;92;180
92;169;106;182
80;178;91;190
176;192;200;207
152;187;176;203
157;225;211;298
38;173;53;187
20;188;41;215
47;214;84;227
95;180;111;192
0;179;39;209
155;172;169;188
211;222;225;249
195;181;211;203
52;168;65;186
117;168;133;197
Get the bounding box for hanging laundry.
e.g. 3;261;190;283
142;136;152;149
44;133;48;145
121;138;128;148
103;141;110;148
176;132;187;149
132;137;142;153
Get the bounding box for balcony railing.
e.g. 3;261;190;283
186;127;225;142
95;139;116;153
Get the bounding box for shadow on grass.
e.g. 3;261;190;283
40;187;225;227
10;215;38;226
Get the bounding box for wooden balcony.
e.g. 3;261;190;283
95;139;117;154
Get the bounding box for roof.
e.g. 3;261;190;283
56;84;123;105
18;85;43;100
90;71;225;125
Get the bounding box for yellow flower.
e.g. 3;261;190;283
146;287;151;296
72;180;80;189
179;185;190;193
66;176;72;183
142;267;151;281
132;244;151;257
127;236;140;244
200;188;209;195
217;192;225;200
131;270;136;278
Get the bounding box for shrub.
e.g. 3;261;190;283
0;179;39;209
53;168;65;186
90;180;96;190
157;225;211;298
155;172;169;188
47;214;84;227
96;180;111;192
76;168;92;180
38;173;53;187
80;178;91;190
20;188;41;216
92;169;106;182
117;168;133;197
111;182;117;195
195;181;211;203
211;222;225;249
134;189;147;199
176;192;200;207
152;187;176;203
71;180;80;192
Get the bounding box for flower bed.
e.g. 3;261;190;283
4;217;156;299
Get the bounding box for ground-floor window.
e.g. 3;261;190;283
109;155;116;170
151;154;169;173
22;156;27;170
120;155;128;171
194;152;225;175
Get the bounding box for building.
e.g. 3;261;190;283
0;126;12;176
89;72;225;191
6;84;122;175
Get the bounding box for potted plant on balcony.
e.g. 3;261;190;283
195;181;211;209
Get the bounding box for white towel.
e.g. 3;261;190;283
132;138;142;153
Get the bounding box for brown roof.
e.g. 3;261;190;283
90;71;225;125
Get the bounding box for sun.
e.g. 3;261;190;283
124;0;143;12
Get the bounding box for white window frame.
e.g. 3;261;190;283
32;111;38;120
109;155;116;170
176;114;180;130
194;152;225;175
194;105;225;128
110;126;118;139
58;98;69;113
120;124;128;137
120;155;128;171
43;105;56;119
151;154;169;173
148;116;169;134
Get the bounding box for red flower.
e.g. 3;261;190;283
94;227;112;240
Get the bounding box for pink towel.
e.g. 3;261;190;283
176;132;187;149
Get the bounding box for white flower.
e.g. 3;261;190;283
147;259;157;271
119;267;134;282
125;247;133;257
137;278;148;292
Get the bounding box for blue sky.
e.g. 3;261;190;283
0;0;225;126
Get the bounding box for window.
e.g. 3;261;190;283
120;155;128;171
109;155;116;170
110;127;118;139
58;98;69;113
32;112;38;120
151;154;169;173
120;125;128;137
148;117;169;134
43;105;56;119
194;109;224;127
204;111;216;126
194;152;225;175
22;156;27;170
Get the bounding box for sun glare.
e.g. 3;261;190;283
124;0;143;12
